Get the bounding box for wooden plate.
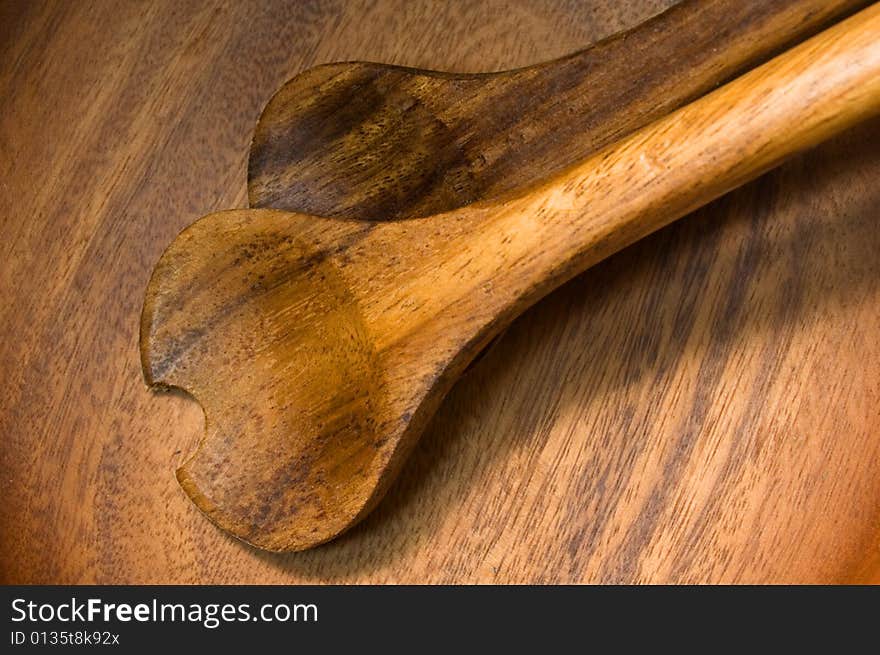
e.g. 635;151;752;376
1;0;877;583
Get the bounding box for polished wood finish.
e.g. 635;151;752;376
142;7;880;552
249;0;868;221
2;0;879;582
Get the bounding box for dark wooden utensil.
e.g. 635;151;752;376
142;7;880;551
248;0;868;221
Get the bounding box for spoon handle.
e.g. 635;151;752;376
370;2;880;355
482;2;880;322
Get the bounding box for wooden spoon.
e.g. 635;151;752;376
142;6;880;551
248;0;868;221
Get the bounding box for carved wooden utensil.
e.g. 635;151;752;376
248;0;868;221
142;6;880;551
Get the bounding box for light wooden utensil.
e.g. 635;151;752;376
141;5;880;551
248;0;868;220
249;0;868;371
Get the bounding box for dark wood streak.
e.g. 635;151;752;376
602;182;774;581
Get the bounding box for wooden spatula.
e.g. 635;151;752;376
248;0;868;221
142;6;880;551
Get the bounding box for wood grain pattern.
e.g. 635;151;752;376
249;0;869;220
142;6;880;552
2;0;879;582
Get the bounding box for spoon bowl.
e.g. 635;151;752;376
142;212;395;549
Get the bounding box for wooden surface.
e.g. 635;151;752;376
142;6;880;553
2;0;879;583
